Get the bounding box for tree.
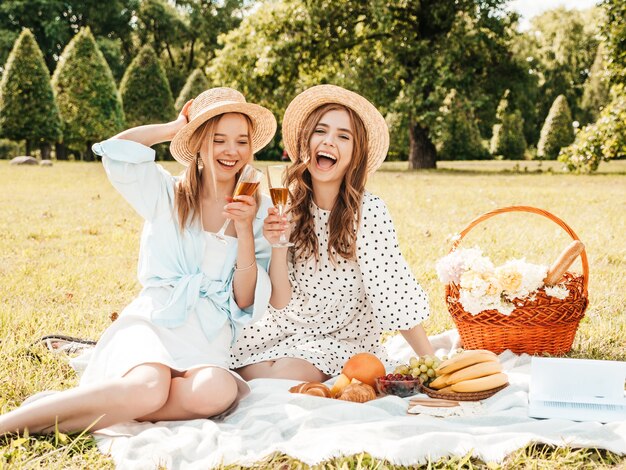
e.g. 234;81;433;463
175;68;209;110
436;89;488;161
52;27;124;160
0;0;137;76
212;0;520;169
0;29;61;157
136;0;246;97
558;0;626;173
490;90;526;160
537;95;574;159
119;44;175;128
603;0;626;87
513;7;600;142
581;44;611;124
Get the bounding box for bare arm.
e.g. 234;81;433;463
399;324;435;356
113;100;193;146
232;228;258;309
268;247;291;308
262;207;292;308
225;195;260;309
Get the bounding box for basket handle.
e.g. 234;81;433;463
450;205;589;295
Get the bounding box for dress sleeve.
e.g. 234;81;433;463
357;193;430;331
92;139;175;221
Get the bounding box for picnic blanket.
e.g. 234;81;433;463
76;331;626;469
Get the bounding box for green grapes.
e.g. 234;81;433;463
393;354;442;387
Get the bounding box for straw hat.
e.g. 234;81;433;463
282;84;389;174
170;87;277;166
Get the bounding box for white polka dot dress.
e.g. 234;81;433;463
231;192;429;376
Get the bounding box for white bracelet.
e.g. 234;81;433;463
234;260;256;272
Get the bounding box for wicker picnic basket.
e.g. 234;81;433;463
445;206;589;355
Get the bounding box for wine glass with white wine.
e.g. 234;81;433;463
266;164;294;248
212;164;263;243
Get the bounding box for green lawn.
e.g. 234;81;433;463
0;159;625;469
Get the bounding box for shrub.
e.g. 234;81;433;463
537;95;574;159
52;27;124;160
175;69;210;111
437;89;489;160
490;91;527;160
0;138;23;159
0;29;62;156
581;44;610;124
559;86;626;172
119;45;175;128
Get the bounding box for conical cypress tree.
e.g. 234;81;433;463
0;29;62;157
581;45;610;124
537;95;575;160
490;91;527;160
120;45;175;127
175;69;209;110
438;89;488;160
52;27;124;161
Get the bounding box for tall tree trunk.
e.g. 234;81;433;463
187;38;196;71
84;141;94;162
408;121;437;169
55;142;67;160
25;139;31;156
40;143;51;160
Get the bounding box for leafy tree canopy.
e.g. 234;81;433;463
0;0;137;75
512;7;600;136
212;0;521;168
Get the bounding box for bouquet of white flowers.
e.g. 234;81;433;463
439;206;589;355
436;248;570;316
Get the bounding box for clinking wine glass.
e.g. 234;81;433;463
266;164;294;248
212;164;263;244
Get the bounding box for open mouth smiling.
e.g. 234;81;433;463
316;151;337;169
217;159;237;168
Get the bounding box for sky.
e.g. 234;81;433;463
507;0;599;29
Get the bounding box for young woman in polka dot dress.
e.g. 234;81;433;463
231;85;434;382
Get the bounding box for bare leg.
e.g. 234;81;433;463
138;367;239;422
0;363;171;435
237;358;330;382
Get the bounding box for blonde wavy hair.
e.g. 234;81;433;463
286;103;368;263
175;113;254;231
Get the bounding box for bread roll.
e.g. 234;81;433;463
289;382;332;398
336;383;376;403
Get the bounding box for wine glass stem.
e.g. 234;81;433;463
277;204;288;243
217;219;230;237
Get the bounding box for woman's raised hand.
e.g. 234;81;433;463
173;99;194;133
224;195;257;235
263;207;290;247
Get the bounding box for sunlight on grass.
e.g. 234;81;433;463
0;159;624;468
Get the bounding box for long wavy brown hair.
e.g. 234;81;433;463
175;113;254;231
286;103;368;263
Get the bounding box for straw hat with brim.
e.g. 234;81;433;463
282;84;389;175
170;87;277;166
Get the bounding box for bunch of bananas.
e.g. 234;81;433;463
429;350;508;393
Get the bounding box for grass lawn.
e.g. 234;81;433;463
0;158;625;469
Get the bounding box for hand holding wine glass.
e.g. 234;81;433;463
266;165;294;248
212;164;263;243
